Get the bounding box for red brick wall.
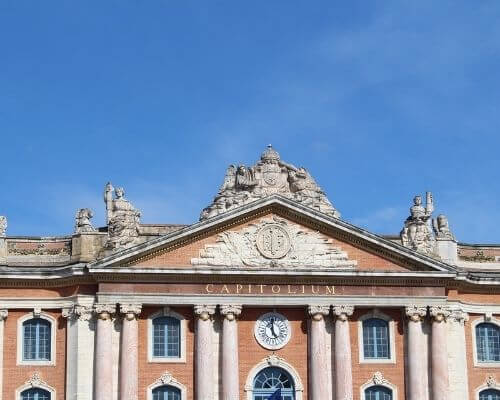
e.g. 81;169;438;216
3;310;66;400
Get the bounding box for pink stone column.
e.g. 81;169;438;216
119;304;142;400
194;305;216;400
430;306;451;400
405;305;428;400
308;305;330;400
94;304;116;400
333;305;354;400
221;305;242;400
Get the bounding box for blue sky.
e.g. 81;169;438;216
1;1;499;243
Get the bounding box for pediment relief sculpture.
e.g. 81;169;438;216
200;145;340;220
191;216;357;269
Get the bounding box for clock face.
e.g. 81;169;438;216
254;312;291;350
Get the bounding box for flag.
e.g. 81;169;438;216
267;388;281;400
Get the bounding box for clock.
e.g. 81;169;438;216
254;312;291;350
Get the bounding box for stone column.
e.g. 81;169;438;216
0;310;7;400
119;304;142;400
430;306;451;400
63;305;94;400
94;304;116;400
220;305;242;400
406;305;428;400
333;305;354;400
308;305;330;400
194;305;216;400
447;309;469;400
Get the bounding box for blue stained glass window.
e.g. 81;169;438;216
23;318;51;361
363;318;390;359
153;316;180;358
152;385;181;400
476;323;500;362
365;386;392;400
480;389;500;400
20;388;51;400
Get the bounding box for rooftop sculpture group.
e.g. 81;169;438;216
400;192;455;256
200;145;340;220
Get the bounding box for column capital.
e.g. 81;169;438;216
449;308;469;325
94;303;116;320
194;305;216;321
220;304;242;321
308;305;330;321
62;305;93;321
405;305;427;322
120;304;142;321
333;305;354;321
429;306;451;323
0;309;8;321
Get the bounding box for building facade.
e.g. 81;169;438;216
0;146;499;400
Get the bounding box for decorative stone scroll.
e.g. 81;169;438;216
220;304;242;321
104;182;141;251
25;372;47;388
308;305;330;321
62;305;93;321
429;306;451;322
449;309;469;325
194;305;216;321
192;216;357;269
0;310;8;321
74;208;95;233
405;305;427;322
0;216;6;236
94;304;116;320
200;145;340;220
333;305;354;321
120;304;142;320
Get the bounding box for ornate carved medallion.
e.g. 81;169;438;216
254;312;291;350
256;224;291;259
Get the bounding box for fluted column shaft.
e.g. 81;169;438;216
194;305;216;400
221;305;242;400
308;306;330;400
334;305;354;400
94;304;116;400
430;307;450;400
406;306;427;400
119;304;142;400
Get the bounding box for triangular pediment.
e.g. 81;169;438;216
89;196;457;276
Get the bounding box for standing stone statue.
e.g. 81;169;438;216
400;192;436;255
74;208;95;233
200;145;340;220
0;216;6;236
103;183;141;250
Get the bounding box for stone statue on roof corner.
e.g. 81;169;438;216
74;208;95;233
103;182;141;250
400;192;456;257
200;145;340;220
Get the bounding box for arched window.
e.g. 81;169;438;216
476;323;500;362
363;318;390;359
23;318;51;361
152;317;180;358
152;385;181;400
480;389;500;400
20;388;51;400
253;367;295;400
365;385;392;400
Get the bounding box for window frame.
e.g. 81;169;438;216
358;310;396;364
472;316;500;368
17;313;56;366
148;308;186;363
147;371;186;400
360;373;397;400
478;389;500;400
